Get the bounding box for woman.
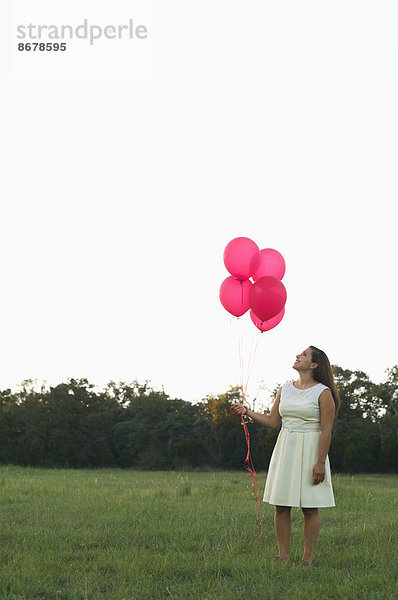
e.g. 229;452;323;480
231;345;340;566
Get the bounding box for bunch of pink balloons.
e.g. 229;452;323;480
219;237;287;333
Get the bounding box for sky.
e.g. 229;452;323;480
1;0;397;410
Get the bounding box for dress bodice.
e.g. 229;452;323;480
279;381;329;431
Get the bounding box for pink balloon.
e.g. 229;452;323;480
219;276;252;317
252;248;286;281
250;307;285;332
249;276;287;322
223;237;260;281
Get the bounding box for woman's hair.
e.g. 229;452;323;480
310;346;341;418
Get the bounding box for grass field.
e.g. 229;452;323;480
0;466;397;599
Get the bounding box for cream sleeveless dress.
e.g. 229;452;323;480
263;381;335;508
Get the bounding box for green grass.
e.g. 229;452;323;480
0;467;397;599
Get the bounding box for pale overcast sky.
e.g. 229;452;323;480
2;0;397;407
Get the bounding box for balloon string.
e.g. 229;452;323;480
236;333;267;543
237;326;259;399
237;326;244;397
240;408;267;543
243;338;259;395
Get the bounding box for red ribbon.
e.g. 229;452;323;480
231;403;268;543
241;412;267;543
231;320;267;543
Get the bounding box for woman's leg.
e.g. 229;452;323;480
301;507;320;562
274;505;292;559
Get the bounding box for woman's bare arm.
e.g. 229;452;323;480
317;389;335;463
231;387;282;429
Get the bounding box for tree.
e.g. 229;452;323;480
377;366;398;472
0;368;396;472
199;387;254;468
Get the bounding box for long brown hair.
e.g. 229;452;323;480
310;345;341;417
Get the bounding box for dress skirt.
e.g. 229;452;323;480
263;427;335;508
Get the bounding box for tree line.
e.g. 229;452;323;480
0;365;396;472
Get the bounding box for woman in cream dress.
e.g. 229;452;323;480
232;346;341;566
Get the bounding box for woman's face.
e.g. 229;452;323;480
293;347;317;371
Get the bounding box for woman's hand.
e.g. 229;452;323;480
231;403;248;416
312;462;326;485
